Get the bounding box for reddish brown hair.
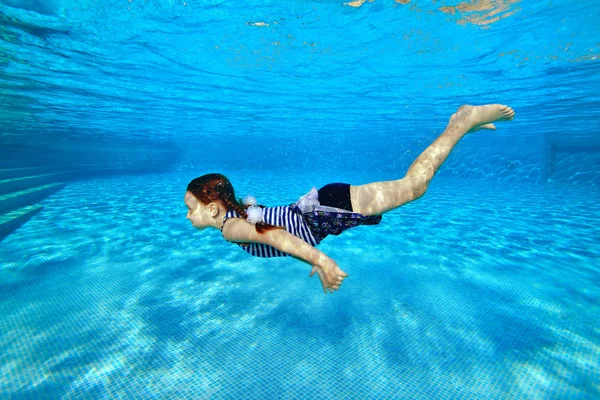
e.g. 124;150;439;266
186;173;282;233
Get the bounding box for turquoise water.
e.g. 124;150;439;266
2;172;600;398
1;0;600;399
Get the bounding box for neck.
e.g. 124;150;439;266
208;204;227;230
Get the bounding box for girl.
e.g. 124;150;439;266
184;104;515;294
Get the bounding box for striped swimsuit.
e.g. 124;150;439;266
220;186;383;258
221;206;318;258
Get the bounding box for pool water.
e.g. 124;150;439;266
1;0;600;398
1;171;598;398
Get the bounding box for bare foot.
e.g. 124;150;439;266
470;123;496;132
450;104;515;133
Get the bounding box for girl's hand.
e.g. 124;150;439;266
309;259;349;294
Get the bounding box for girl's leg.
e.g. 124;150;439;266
350;104;515;216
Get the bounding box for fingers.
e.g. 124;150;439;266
324;281;342;294
317;270;328;293
328;283;341;293
321;282;340;294
311;265;348;294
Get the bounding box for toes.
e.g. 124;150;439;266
501;107;515;121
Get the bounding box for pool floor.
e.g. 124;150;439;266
1;171;599;399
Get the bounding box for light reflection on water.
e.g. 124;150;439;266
0;172;598;398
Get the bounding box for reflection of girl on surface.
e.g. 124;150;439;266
184;104;515;294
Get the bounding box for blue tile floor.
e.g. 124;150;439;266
1;171;598;399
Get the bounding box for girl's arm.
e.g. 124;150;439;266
222;218;348;292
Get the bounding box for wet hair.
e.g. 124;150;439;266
186;173;282;234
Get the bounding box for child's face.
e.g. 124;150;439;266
184;191;212;230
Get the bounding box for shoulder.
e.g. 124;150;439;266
221;215;244;234
222;218;270;245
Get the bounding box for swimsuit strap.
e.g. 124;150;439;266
221;209;241;231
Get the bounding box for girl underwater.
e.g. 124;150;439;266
184;104;515;294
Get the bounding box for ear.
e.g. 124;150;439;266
208;202;220;217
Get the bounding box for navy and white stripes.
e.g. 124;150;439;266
222;206;317;258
